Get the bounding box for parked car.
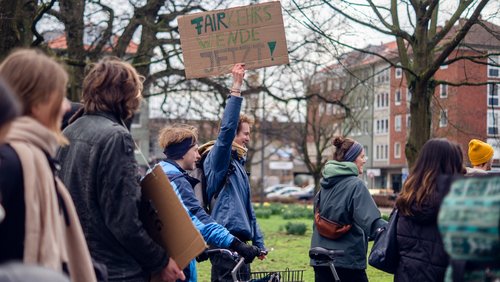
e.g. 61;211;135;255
290;184;316;200
264;184;289;195
266;186;302;199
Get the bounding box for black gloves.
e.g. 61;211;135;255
230;238;260;263
196;250;210;262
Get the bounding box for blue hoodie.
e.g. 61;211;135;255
158;160;235;282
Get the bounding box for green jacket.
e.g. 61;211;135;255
310;160;386;269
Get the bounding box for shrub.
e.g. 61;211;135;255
269;203;284;215
282;206;313;219
254;208;272;219
283;222;307;235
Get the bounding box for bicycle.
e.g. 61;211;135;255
309;247;345;282
205;248;304;282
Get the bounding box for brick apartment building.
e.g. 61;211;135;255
310;19;500;191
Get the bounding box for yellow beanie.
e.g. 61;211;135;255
468;139;494;166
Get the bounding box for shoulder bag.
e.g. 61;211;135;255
368;208;399;274
314;190;352;240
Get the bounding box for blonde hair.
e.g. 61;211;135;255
0;48;68;144
238;114;254;133
82;57;143;120
158;124;198;149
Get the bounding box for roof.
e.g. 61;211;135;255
46;31;138;54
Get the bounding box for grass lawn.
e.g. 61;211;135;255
197;213;393;281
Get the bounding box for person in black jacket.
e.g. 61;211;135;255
0;76;20;225
394;138;464;282
56;57;184;282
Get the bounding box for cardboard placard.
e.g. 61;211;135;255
140;165;207;280
178;1;289;79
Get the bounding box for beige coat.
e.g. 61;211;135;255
5;117;96;282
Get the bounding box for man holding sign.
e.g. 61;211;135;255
199;64;266;282
178;1;289;79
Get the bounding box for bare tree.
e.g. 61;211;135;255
292;0;500;166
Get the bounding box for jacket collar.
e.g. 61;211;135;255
160;159;200;187
85;112;127;128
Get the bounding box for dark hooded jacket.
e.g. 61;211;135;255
394;180;450;282
310;160;385;270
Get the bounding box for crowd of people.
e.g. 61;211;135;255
0;47;498;282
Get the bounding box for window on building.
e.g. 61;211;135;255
487;110;499;135
394;142;401;159
395;66;402;78
488;55;499;78
385;93;389;107
407;115;411;130
406;88;412;104
385;144;388;159
377;69;390;84
440;84;448;98
439;109;448;128
488;83;499;106
132;112;141;128
395;115;402;132
395;90;401;105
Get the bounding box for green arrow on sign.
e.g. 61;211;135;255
267;41;276;61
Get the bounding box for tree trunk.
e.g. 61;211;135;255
0;0;36;60
405;80;434;168
59;0;85;102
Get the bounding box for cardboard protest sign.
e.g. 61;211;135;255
178;1;289;79
140;165;206;279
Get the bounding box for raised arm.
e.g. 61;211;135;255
205;64;246;200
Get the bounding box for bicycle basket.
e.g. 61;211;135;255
250;268;304;282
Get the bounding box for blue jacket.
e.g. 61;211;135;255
159;160;235;282
203;95;265;248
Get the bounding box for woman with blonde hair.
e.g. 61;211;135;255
394;138;464;282
0;49;96;282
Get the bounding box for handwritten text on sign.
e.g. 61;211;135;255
178;2;289;79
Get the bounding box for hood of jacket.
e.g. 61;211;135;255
320;160;359;190
199;140;247;160
322;160;358;179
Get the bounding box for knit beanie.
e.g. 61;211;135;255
468;139;494;166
